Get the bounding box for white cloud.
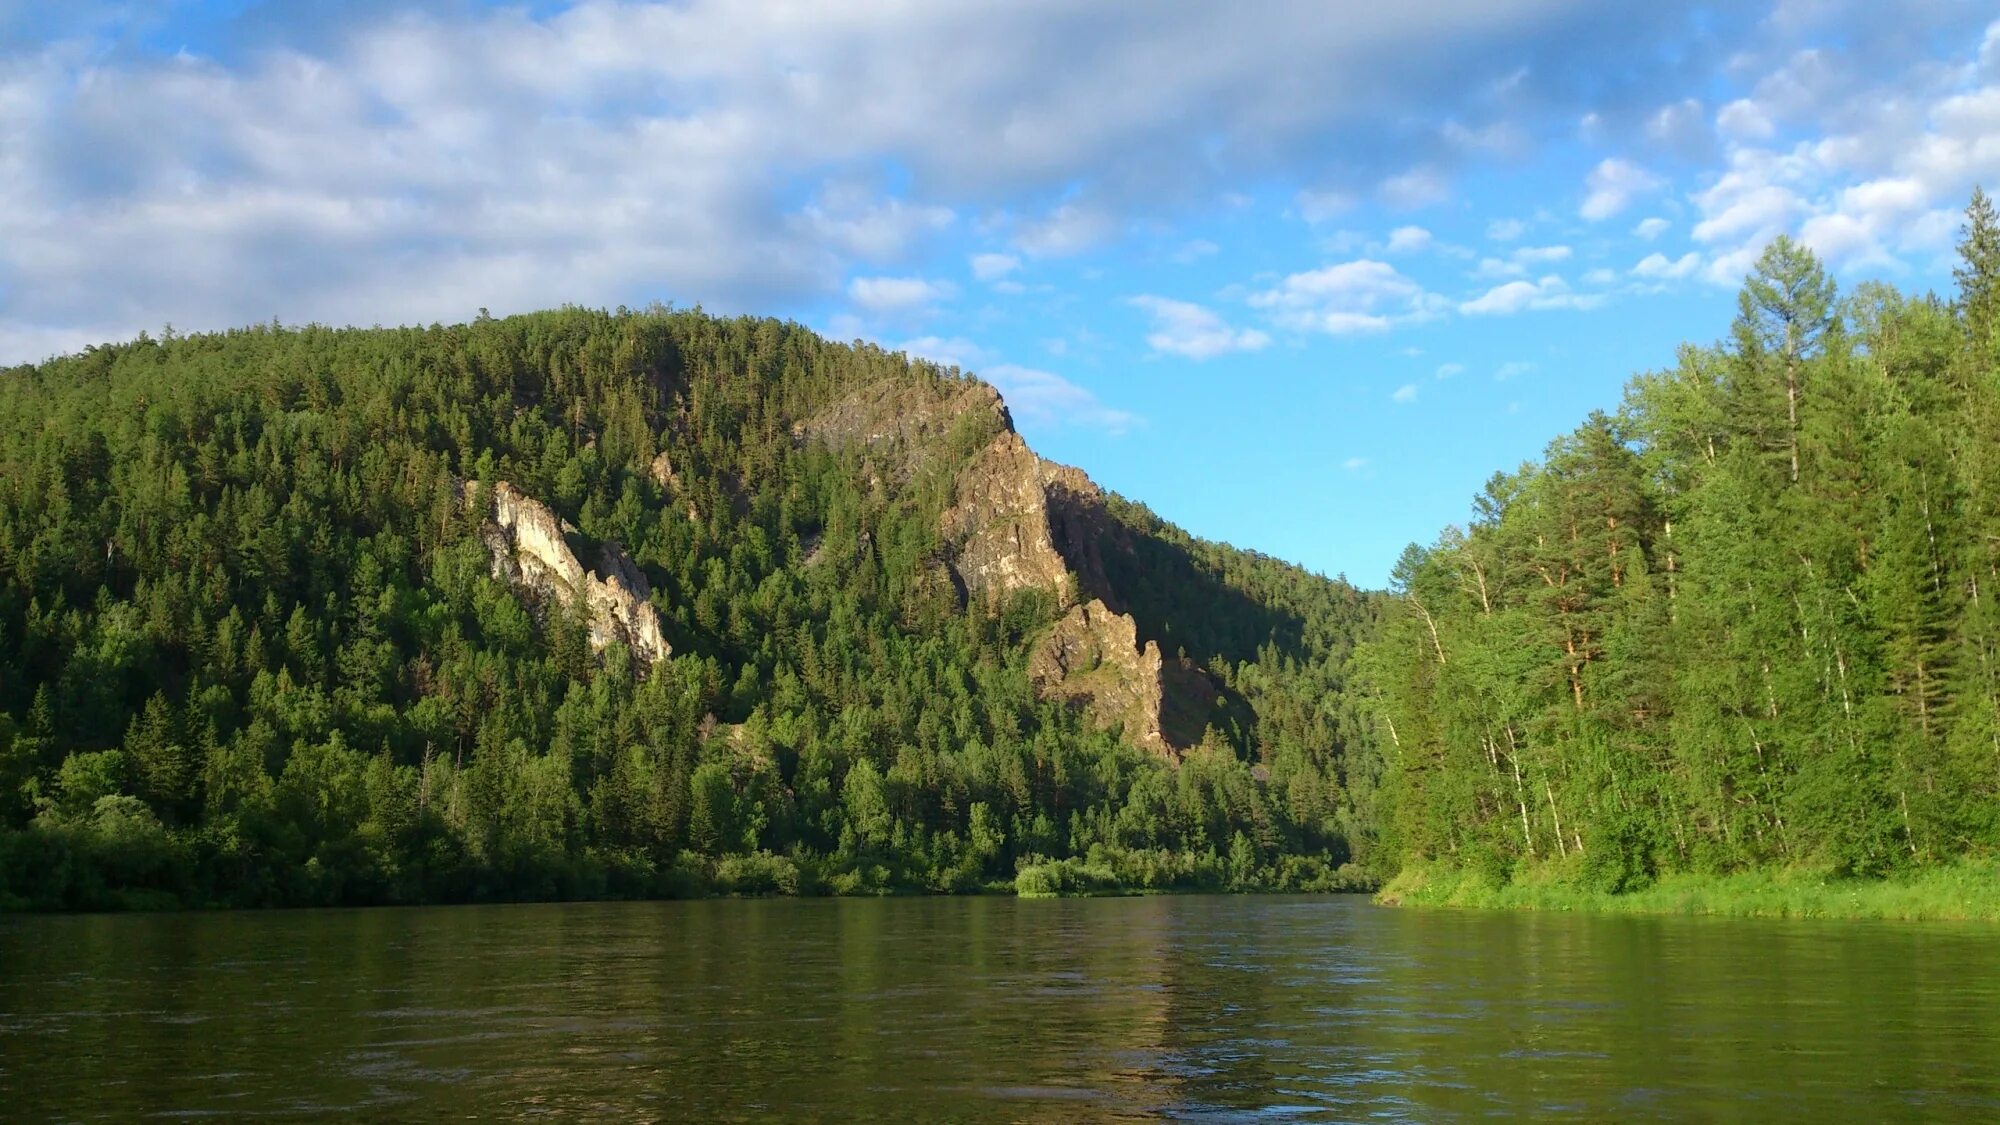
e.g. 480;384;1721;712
1381;167;1450;209
6;1;1986;362
1631;251;1702;281
1474;244;1573;279
1460;275;1602;315
1392;383;1419;403
797;188;954;260
1581;267;1618;286
1486;217;1527;242
1685;18;2000;284
1646;97;1713;159
1434;362;1465;379
985;364;1137;435
970;253;1020;281
1343;456;1370;472
1248;259;1441;334
1717;98;1776;141
1632;216;1670;240
1385;225;1434;254
1296;189;1356;224
1014;203;1117;258
1129;295;1272;360
900;335;990;369
1443;118;1527;156
847;275;956;313
1169;238;1220;263
1580;158;1666;221
1495;360;1536;380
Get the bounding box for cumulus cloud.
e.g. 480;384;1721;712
1013;203;1118;258
1460;275;1602;315
1392;383;1420;403
0;1;1780;359
1632;251;1702;280
900;335;991;369
1646;97;1714;160
1717;98;1776;141
797;189;955;260
1296;189;1357;225
1633;216;1670;240
985;363;1137;435
1580;158;1666;221
1486;217;1527;241
1681;12;2000;284
1248;259;1442;334
1474;243;1573;279
1381;167;1451;209
848;275;957;313
970;253;1020;281
1384;225;1435;254
3;1;1983;364
1129;295;1272;359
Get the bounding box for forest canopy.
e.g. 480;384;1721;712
1364;190;2000;892
0;303;1379;909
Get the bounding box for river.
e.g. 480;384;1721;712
2;895;1996;1120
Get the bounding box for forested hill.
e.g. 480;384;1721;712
0;305;1381;910
1367;191;2000;894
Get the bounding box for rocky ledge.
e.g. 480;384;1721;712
804;372;1193;759
469;481;672;669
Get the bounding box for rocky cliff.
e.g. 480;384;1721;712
470;481;672;668
1029;599;1171;756
802;376;1008;467
938;432;1081;607
804;373;1198;758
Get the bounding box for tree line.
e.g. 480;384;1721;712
0;305;1379;909
1365;190;2000;891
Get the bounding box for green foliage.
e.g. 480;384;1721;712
0;304;1378;909
1382;860;2000;922
1364;192;2000;899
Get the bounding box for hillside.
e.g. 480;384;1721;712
1365;193;2000;901
0;307;1380;909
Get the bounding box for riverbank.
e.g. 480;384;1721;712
1377;861;2000;922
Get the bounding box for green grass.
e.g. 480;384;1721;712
1378;859;2000;922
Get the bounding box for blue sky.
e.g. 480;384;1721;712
3;2;1998;585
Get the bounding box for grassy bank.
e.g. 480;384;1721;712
1377;860;2000;922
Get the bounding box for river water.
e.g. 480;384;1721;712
2;895;1996;1120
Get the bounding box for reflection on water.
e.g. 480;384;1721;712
2;896;1997;1120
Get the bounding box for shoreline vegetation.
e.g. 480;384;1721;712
1359;195;2000;916
8;197;2000;922
1377;861;2000;922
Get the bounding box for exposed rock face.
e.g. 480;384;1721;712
801;377;1007;466
803;372;1184;758
1030;599;1173;758
940;432;1078;607
472;482;671;668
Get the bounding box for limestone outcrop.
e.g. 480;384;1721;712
802;373;1186;758
470;481;671;668
940;432;1079;607
801;377;1008;466
1030;599;1173;758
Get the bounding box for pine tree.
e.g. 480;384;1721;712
1734;236;1837;484
1956;187;2000;356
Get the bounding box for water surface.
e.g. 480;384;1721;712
2;895;1995;1120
